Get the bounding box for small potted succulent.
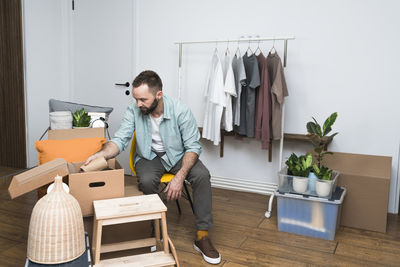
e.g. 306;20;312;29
72;108;91;128
306;112;339;197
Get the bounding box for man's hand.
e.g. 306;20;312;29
164;151;198;201
84;141;120;166
164;172;185;201
84;153;101;166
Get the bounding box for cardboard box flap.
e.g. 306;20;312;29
323;152;392;179
48;127;105;140
8;158;69;199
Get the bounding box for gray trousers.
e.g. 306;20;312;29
135;155;213;230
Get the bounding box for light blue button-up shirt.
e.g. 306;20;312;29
111;95;201;171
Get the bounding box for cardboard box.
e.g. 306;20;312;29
48;127;105;140
8;158;125;217
322;152;392;233
68;159;124;216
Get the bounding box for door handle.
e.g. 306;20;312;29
115;82;130;87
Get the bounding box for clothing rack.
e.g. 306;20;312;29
174;36;295;218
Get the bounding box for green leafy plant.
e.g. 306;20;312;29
72;108;91;127
312;164;333;181
285;153;313;177
306;112;338;168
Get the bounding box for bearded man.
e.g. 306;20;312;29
85;70;221;264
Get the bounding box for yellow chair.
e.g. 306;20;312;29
129;132;194;214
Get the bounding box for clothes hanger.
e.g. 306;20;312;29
225;40;230;55
214;40;218;55
269;38;277;54
235;40;241;57
254;40;262;55
246;39;253;56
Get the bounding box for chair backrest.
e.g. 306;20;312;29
129;132;137;176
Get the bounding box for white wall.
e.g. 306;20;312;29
134;0;400;213
23;0;71;167
22;0;400;213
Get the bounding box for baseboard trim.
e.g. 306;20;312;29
210;175;277;195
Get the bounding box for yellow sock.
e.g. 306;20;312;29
196;230;208;241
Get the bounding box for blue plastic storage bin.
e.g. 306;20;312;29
276;187;346;240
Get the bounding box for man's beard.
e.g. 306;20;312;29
140;98;159;115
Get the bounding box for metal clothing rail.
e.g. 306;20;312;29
175;36;295;99
174;36;295;218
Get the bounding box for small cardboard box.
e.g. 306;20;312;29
8;158;125;217
322;152;392;233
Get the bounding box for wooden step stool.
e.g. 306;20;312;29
92;194;179;266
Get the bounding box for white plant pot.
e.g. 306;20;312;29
293;177;308;194
316;180;332;197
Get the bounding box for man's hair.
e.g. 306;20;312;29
132;70;163;94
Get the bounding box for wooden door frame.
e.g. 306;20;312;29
0;0;26;169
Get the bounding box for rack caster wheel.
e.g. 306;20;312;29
265;211;271;218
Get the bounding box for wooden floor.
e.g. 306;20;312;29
0;170;399;266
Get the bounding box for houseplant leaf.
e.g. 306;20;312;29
312;117;322;136
323;112;338;136
307;121;321;136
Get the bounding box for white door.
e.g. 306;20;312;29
71;0;135;173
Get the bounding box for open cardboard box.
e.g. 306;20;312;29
68;159;125;216
8;158;125;216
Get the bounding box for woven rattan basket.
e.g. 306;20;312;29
27;175;85;264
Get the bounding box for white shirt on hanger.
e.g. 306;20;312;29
221;51;237;132
202;51;225;145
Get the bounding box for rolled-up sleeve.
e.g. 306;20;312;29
177;107;202;156
110;105;135;152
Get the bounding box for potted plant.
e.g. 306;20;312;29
285;153;313;194
306;112;339;197
312;165;334;197
72;108;91;128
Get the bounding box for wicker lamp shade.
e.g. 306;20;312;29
27;175;85;264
